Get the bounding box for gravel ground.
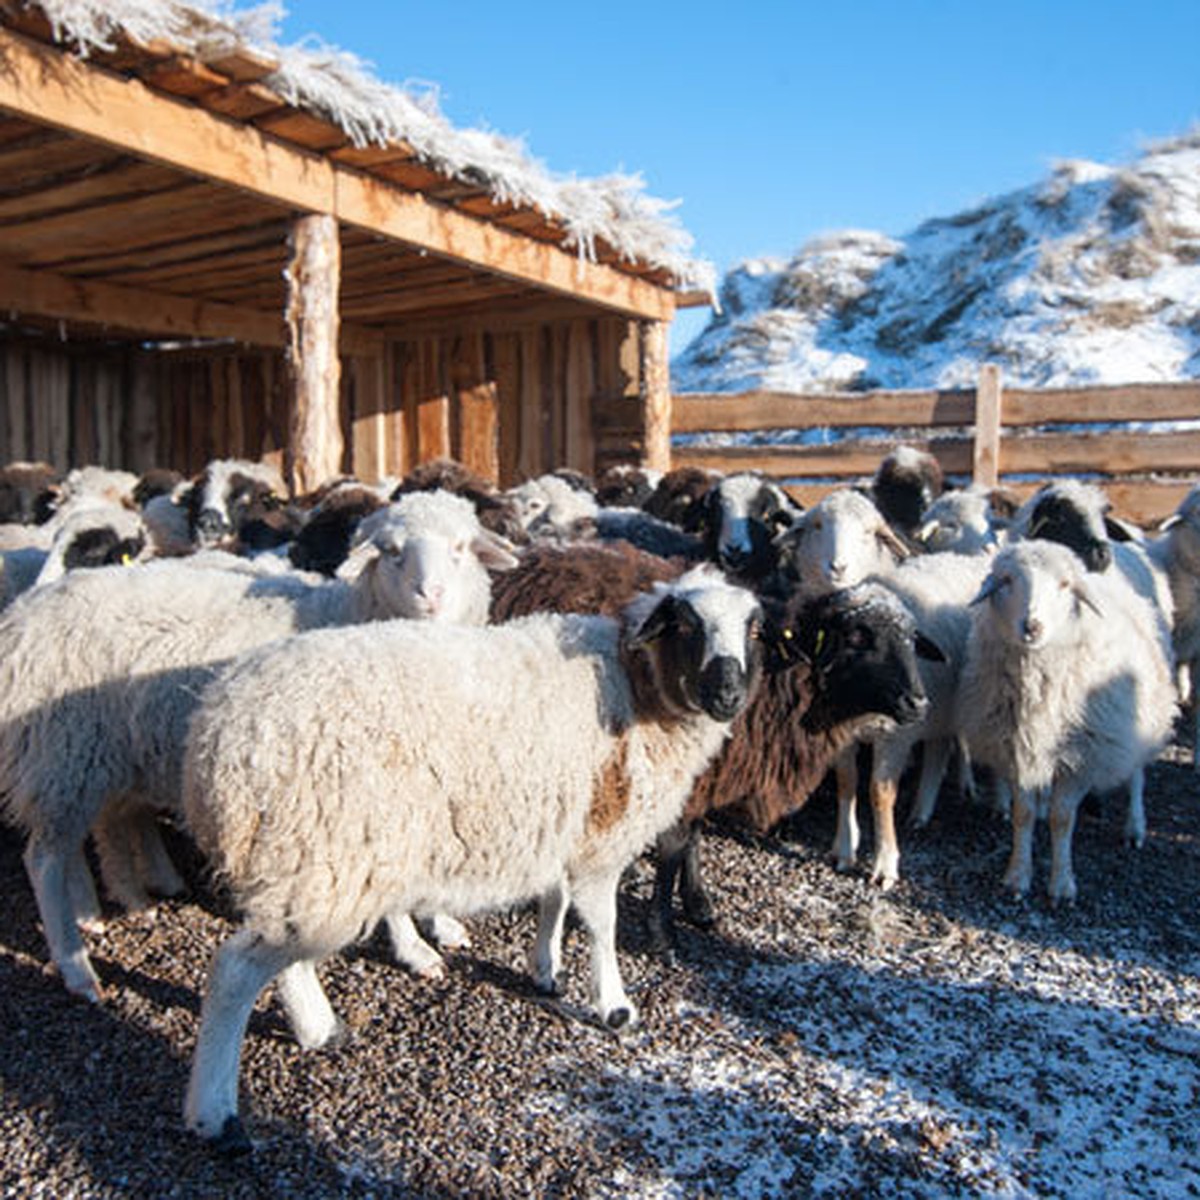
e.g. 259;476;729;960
2;750;1198;1198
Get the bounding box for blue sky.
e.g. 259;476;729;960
278;1;1200;351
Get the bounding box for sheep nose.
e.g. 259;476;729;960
698;657;747;722
828;561;847;583
1084;542;1111;572
196;509;230;540
893;692;929;725
1022;617;1043;643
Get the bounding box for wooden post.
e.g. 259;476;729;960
285;213;343;495
973;363;1003;488
349;353;387;483
640;319;671;473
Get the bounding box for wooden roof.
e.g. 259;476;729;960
0;2;699;351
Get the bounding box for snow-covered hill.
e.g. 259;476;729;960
673;131;1200;393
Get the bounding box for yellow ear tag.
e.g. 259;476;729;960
813;628;826;657
121;553;133;566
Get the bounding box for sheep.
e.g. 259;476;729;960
651;580;940;952
916;487;1006;556
699;471;802;582
773;487;910;597
642;466;720;531
871;445;944;542
0;490;518;1002
594;507;706;561
181;566;762;1150
958;540;1177;900
774;487;987;887
488;538;936;951
287;478;389;577
0;500;149;609
0;460;60;525
394;458;526;543
596;464;661;508
506;473;599;540
1148;485;1200;771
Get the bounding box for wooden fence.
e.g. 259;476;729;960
671;366;1200;525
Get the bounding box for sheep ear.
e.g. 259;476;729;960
471;530;520;572
1103;516;1135;543
628;595;676;648
1072;582;1104;618
971;576;1003;606
914;631;947;662
875;524;911;561
336;539;381;583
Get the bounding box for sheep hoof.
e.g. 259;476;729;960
682;899;715;929
414;960;447;983
605;1007;633;1032
534;973;563;997
210;1115;253;1157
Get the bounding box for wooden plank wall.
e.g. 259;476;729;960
672;374;1200;525
0;315;643;491
0;335;289;479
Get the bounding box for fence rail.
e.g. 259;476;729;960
670;370;1200;525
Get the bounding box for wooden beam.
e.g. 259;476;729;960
285;214;343;494
0;257;384;355
973;364;1002;488
0;26;678;321
640;320;671;472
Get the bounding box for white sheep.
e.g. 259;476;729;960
959;540;1176;900
181;565;761;1150
506;473;599;539
1145;485;1200;771
0;500;150;609
0;490;516;1002
777;488;986;887
916;488;1005;556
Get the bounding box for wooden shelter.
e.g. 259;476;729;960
0;1;709;491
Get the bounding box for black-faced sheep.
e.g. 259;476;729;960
699;471;802;582
0;491;516;1002
287;479;389;576
596;464;661;509
959;540;1176;900
181;567;762;1150
0;460;60;526
871;445;944;542
642;466;720;531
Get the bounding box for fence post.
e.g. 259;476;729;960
973;364;1003;488
640;319;671;472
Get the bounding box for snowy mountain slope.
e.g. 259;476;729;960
673;130;1200;393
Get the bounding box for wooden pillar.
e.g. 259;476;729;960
285;213;343;495
640;319;671;473
973;363;1003;488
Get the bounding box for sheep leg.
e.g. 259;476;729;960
908;737;953;830
275;959;345;1050
1003;787;1037;896
647;827;683;959
530;878;570;995
1125;769;1147;849
1048;782;1085;903
678;823;716;929
66;844;103;932
419;914;471;950
23;836;103;1002
92;807;154;912
131;812;186;899
571;872;637;1031
184;928;297;1153
383;912;447;981
868;775;901;891
832;745;860;870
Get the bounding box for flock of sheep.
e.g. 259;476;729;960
0;447;1196;1154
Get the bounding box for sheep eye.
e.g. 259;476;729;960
846;627;870;650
